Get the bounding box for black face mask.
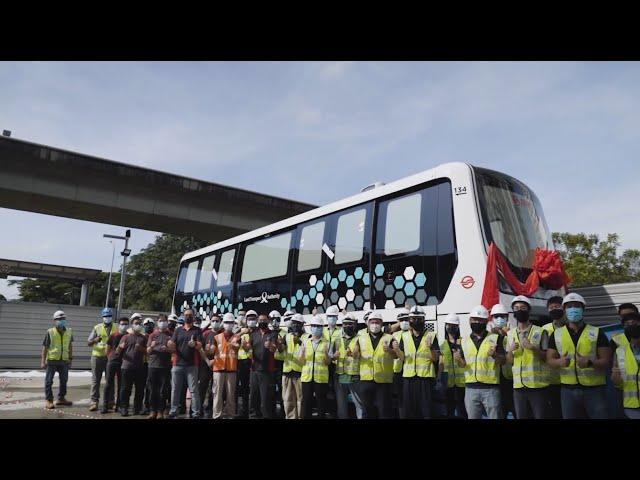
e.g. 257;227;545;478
470;322;486;334
625;324;640;339
411;319;425;332
184;316;194;324
621;313;636;323
446;325;460;338
549;309;564;320
343;325;356;337
514;310;530;323
258;321;269;330
144;324;154;334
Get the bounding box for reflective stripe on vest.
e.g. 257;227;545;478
91;323;113;357
501;334;513;380
238;333;252;360
401;331;437;378
554;325;606;387
324;328;342;366
212;332;238;372
507;326;549;389
461;334;500;385
542;322;561;385
282;333;304;373
47;327;72;362
392;331;404;373
336;336;360;376
612;333;640;409
358;333;394;383
439;340;465;388
301;338;329;383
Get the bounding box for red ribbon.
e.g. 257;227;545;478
481;242;571;309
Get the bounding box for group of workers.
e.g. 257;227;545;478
40;292;640;419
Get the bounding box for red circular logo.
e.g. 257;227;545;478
460;276;475;289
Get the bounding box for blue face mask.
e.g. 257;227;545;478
494;317;507;328
55;320;66;329
565;307;583;323
103;317;113;324
312;326;323;337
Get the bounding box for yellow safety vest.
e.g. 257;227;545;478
401;330;437;378
461;333;500;385
392;331;404;374
612;333;640;409
554;325;606;387
91;323;114;358
335;336;360;376
300;337;329;383
439;339;465;388
542;322;561;385
501;334;513;381
507;325;549;389
47;327;72;362
281;333;304;373
324;327;342;365
238;332;252;360
358;333;394;383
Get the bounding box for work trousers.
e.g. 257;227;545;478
402;376;434;419
102;361;122;410
170;365;202;417
513;387;550;419
274;361;284;418
465;386;502;419
198;361;213;414
625;408;640;419
44;361;69;401
249;370;275;419
547;384;562;419
282;373;303;419
445;386;467;419
561;385;609;419
335;376;364;419
500;378;516;419
148;367;170;413
325;364;337;418
358;380;392;419
236;359;251;417
213;371;237;419
301;381;328;419
142;363;151;411
120;367;146;413
90;355;108;403
392;372;404;419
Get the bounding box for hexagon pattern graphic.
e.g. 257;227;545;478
372;263;429;310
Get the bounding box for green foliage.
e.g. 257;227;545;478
552;232;640;287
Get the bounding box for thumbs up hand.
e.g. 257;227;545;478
188;335;196;348
576;353;590;369
559;352;570;368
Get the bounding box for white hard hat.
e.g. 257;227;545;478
336;316;343;326
326;305;339;316
53;310;66;320
363;309;373;322
143;317;155;325
490;304;509;316
246;310;258;318
368;311;383;322
222;313;235;323
511;295;531;308
310;315;324;326
409;305;426;318
130;313;143;321
563;292;586;307
343;313;357;323
397;308;410;320
168;314;178;322
291;313;304;324
282;310;295;321
444;313;460;325
470;305;489;320
268;310;281;319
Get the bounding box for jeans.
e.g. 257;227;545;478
561;385;609;419
44;361;69;401
90;356;108;403
335;376;364;419
170;365;201;417
301;381;328;419
358;381;392;419
148;367;170;413
120;367;146;413
464;386;502;419
513;387;550;419
102;361;122;410
213;371;237;419
624;408;640;419
249;370;276;419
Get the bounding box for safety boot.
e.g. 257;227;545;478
55;398;73;406
45;400;55;409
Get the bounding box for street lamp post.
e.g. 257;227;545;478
105;240;115;308
103;229;131;317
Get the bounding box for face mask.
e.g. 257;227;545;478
343;324;356;337
411;318;425;332
168;321;177;330
493;316;507;328
400;321;410;331
258;321;269;330
549;309;564;320
55;319;66;329
144;324;154;334
513;310;530;323
565;307;583;323
103;317;112;324
625;324;640;339
290;323;303;335
184;316;194;324
446;325;460;337
327;316;338;327
247;319;257;328
224;323;234;332
133;324;143;333
311;326;323;337
118;324;128;334
369;323;382;334
470;322;486;334
158;321;168;330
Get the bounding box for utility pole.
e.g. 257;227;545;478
103;229;131;317
105;240;115;308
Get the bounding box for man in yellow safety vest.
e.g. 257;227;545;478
41;310;74;409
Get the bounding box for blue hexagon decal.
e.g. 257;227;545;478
415;272;427;287
302;294;310;306
296;289;304;300
290;296;297;307
315;279;324;291
309;287;317;298
363;273;370;286
393;275;405;289
238;302;243;310
281;298;287;308
404;282;416;296
354;267;364;279
330;278;339;290
374;263;385;277
223;298;229;307
338;270;347;282
346;275;355;288
323;272;331;283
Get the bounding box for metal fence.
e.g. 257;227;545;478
0;302;162;369
573;281;640;326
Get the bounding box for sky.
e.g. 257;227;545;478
1;61;638;300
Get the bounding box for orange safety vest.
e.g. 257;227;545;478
212;332;239;372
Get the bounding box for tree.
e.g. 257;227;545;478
552;232;640;287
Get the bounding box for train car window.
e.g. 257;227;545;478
382;192;421;256
197;254;217;292
297;221;325;272
217;250;235;287
182;259;199;294
241;231;292;282
334;208;366;265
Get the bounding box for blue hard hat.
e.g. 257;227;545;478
101;307;113;317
